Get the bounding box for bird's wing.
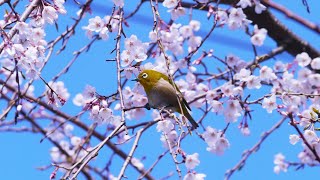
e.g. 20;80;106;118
161;77;191;111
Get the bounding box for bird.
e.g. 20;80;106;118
133;69;199;129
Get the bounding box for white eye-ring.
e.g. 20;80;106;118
142;73;148;79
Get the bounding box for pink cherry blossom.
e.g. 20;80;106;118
295;52;311;67
163;0;178;8
113;0;124;7
237;0;252;8
42;6;58;24
262;94;277;113
289;134;300;145
185;153;200;170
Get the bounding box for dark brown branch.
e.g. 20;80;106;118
243;7;320;59
174;1;320;60
262;0;320;34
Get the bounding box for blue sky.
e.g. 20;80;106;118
0;0;320;180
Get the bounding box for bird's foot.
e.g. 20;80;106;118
144;103;151;110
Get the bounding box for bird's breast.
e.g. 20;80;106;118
146;78;179;110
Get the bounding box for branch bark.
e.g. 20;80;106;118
175;1;320;60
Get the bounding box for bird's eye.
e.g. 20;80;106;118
142;73;148;79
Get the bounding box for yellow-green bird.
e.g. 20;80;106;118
134;69;198;129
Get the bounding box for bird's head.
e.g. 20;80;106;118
133;69;168;93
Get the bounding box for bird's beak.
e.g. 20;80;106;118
132;78;139;82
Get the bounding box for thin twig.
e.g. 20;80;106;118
117;128;144;179
70;122;125;180
225;116;287;180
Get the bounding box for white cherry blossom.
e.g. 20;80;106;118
289;134;300;145
237;0;252;8
262;94;277;113
295;52;311;67
113;0;124;7
185;153;200;170
183;172;206;180
42;6;58;24
311;57;320;69
163;0;178;8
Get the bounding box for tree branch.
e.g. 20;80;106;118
225;116;287;180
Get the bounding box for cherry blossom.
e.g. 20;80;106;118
131;158;144;170
183;172;206;180
54;0;66;14
260;66;277;82
197;0;209;3
121;35;148;66
234;68;251;81
185;153;200;170
149;31;157;42
203;126;230;155
308;73;320;86
189;20;201;31
221;83;235;97
241;127;251;136
289;134;300;145
70;136;82;147
46;81;70;106
273;153;288;174
262;94;277;113
226;54;241;67
245;75;262;89
237;0;252;8
163;0;178;8
254;0;267;14
298;151;313;164
227;8;252;30
216;10;228;25
156;119;174;133
304;130;317;143
113;0;124;7
87;16;105;32
210;100;223;113
160;130;178;149
42;6;58;24
311;57;320;69
251;25;267;46
202;126;221;143
169;7;186;20
295;52;311;67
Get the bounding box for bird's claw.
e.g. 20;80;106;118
144;103;151;110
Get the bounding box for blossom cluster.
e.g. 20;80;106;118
202;126;230;155
46;81;70;106
49;123;88;164
73;85;115;124
251;25;268;46
121;35;149;67
149;21;202;55
73;85;130;143
0;1;66;80
237;0;267;14
273;153;289;174
288;115;320;167
184;153;206;180
82;15;120;40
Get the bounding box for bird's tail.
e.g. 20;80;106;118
180;106;199;129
